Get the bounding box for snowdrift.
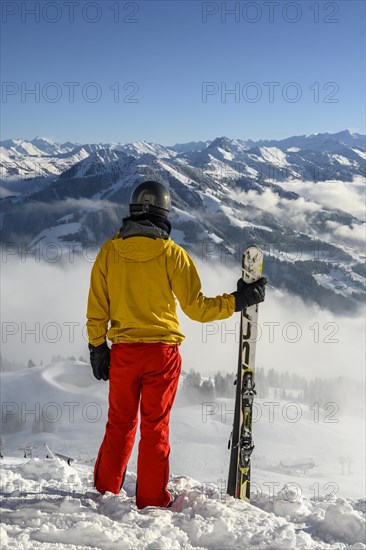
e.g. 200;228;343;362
1;458;365;549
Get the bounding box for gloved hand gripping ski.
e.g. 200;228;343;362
231;277;267;312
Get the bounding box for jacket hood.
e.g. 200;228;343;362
110;220;172;262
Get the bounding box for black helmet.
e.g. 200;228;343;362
129;180;171;217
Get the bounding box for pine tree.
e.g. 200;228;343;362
201;379;215;400
183;369;202;403
214;372;225;396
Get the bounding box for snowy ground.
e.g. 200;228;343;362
1;362;365;549
1;458;365;549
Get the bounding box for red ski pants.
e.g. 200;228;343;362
94;343;181;509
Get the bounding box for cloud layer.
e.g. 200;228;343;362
1;256;364;385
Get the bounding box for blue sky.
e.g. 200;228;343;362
1;0;365;145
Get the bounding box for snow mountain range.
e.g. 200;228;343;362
0;130;365;313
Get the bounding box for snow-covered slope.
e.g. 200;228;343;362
1;361;365;549
2;457;365;550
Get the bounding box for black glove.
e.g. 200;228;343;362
231;277;267;312
89;342;110;381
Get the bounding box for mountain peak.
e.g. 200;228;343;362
32;136;51;141
31;136;55;144
207;137;233;151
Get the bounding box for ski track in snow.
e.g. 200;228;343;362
1;458;365;550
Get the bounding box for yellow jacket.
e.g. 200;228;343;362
86;230;235;346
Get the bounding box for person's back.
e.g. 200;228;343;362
87;220;235;347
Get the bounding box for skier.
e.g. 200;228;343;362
86;180;266;509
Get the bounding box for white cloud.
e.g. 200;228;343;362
22;197;119;214
231;187;322;233
325;220;366;246
0;186;17;199
277;178;366;222
230;179;365;251
1;256;364;385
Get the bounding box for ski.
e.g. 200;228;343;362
227;245;264;501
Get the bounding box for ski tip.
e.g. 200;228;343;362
244;244;263;254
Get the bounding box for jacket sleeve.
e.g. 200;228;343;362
86;243;110;346
168;244;235;322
